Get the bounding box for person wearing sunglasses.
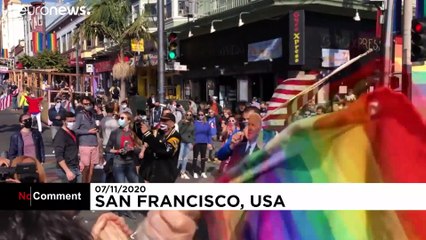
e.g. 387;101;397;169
8;114;45;164
177;112;194;179
106;112;142;183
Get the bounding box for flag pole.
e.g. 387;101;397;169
263;49;374;120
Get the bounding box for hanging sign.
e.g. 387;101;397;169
289;10;305;65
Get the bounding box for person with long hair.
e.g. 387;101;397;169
177;111;194;179
106;112;142;183
192;110;212;179
8;114;45;164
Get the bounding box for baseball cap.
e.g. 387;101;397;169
160;113;176;123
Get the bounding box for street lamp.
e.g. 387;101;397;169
238;12;250;27
353;10;361;21
210;20;222;33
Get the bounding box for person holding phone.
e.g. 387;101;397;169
74;96;99;183
105;112;142;183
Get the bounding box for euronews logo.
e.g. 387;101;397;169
21;5;91;16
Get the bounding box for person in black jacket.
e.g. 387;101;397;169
140;113;181;183
53;112;81;183
48;97;67;140
8;114;45;163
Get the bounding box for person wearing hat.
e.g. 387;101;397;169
140;112;181;183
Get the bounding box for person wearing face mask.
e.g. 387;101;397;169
119;100;132;115
106;112;142;183
48;97;67;140
192;111;212;179
140;113;181;183
74;96;99;183
8;114;45;163
53;112;81;183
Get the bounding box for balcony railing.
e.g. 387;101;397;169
196;0;369;18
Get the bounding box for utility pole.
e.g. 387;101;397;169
157;0;165;103
76;24;80;92
382;0;395;87
402;0;413;99
42;0;47;51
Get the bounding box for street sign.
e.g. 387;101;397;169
86;64;94;73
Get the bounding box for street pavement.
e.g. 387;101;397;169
0;109;218;237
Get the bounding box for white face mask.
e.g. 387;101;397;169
66;122;75;130
122;104;127;108
160;123;168;131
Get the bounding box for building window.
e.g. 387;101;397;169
144;3;157;17
132;4;140;22
30;40;33;52
165;0;172;19
61;35;66;53
66;32;72;51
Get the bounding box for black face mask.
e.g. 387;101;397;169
23;119;32;129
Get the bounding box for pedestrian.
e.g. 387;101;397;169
10;82;19;111
192;110;212;179
109;83;120;102
25;92;44;132
106;112;142;183
177;111;194;179
119;99;132;115
74;96;99;183
216;111;262;172
140;112;181;183
18;88;30;114
8;114;45;164
53;112;81;183
100;102;120;182
48;97;66;140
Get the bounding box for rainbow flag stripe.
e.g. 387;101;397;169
1;49;8;58
208;88;426;240
32;32;58;53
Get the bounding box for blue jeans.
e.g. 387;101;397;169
113;159;139;183
57;165;82;183
177;142;191;173
12;96;18;109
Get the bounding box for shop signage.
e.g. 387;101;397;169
247;38;282;62
94;60;114;73
131;39;144;52
289;10;305;65
321;49;350;68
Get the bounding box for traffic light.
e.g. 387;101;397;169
167;32;178;60
412;18;426;62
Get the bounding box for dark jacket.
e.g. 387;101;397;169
48;106;67;127
142;128;181;183
53;128;79;168
178;121;194;143
216;138;260;170
106;129;141;161
8;129;45;163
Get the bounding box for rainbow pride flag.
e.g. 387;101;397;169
206;88;426;240
1;49;8;58
47;33;58;52
32;32;58;53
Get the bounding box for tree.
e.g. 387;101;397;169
78;0;152;101
18;51;69;72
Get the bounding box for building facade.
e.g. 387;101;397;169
155;0;379;108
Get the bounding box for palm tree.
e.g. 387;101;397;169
77;0;152;101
